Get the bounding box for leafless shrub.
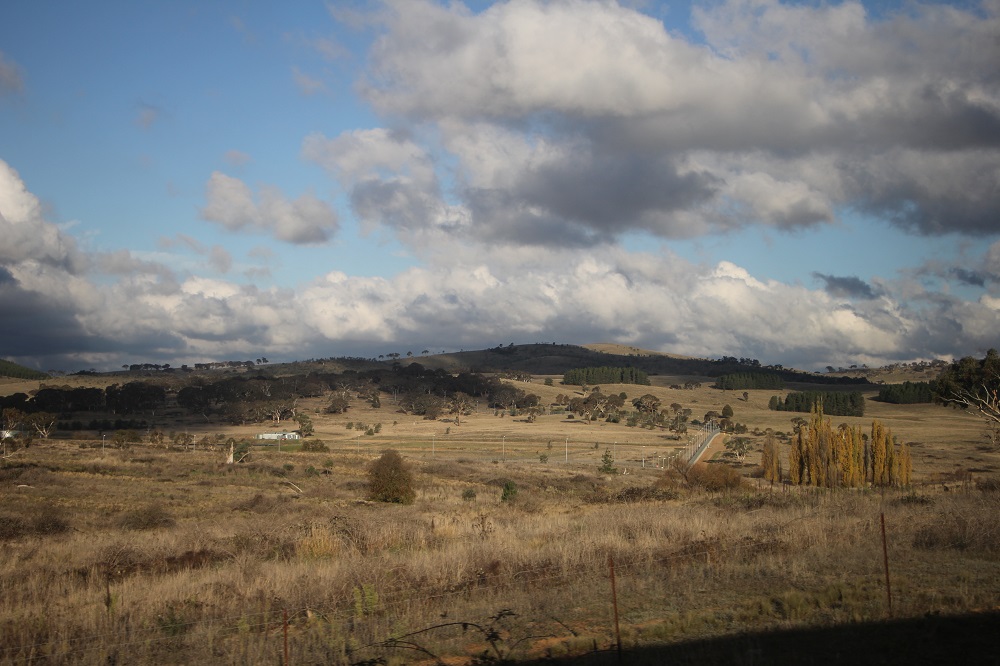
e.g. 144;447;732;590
712;492;802;511
30;507;70;535
686;462;743;491
232;493;283;513
117;503;175;530
587;484;680;504
913;502;1000;553
0;513;27;540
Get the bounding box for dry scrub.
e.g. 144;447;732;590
0;442;998;664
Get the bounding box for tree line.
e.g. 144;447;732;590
876;381;935;404
0;359;49;380
713;372;785;390
769;391;865;417
562;366;650;386
0;382;166;416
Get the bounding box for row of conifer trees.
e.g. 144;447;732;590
562;366;650;386
759;404;912;488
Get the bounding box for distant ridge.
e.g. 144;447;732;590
0;358;49;380
410;343;870;385
70;343;873;386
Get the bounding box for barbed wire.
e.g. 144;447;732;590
1;518;894;663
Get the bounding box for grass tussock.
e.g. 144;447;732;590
0;505;70;540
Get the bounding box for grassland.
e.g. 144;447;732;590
1;364;998;664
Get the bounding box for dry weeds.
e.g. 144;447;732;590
0;436;997;665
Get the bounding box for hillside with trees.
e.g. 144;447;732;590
409;344;872;385
0;359;49;380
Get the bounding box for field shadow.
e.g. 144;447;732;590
516;610;1000;665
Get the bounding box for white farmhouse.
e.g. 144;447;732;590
255;431;301;441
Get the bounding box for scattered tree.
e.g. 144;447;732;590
724;436;751;461
598;449;618;474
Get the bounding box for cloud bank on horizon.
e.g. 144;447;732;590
1;0;999;372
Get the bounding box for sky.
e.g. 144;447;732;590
1;0;999;373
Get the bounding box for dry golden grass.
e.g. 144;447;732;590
1;431;998;664
1;365;998;663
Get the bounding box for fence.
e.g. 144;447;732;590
681;422;720;467
335;427;722;473
0;502;910;665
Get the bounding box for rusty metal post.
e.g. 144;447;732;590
880;512;893;618
283;608;290;665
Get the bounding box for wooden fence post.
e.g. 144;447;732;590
608;555;622;661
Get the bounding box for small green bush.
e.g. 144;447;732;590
500;480;518;503
301;439;329;453
598;449;617;474
367;450;416;504
462;488;477;501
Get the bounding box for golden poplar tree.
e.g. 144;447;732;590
761;431;782;484
789;428;805;485
870;420;897;487
886;432;897;486
848;426;865;488
897;441;913;487
836;424;854;487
